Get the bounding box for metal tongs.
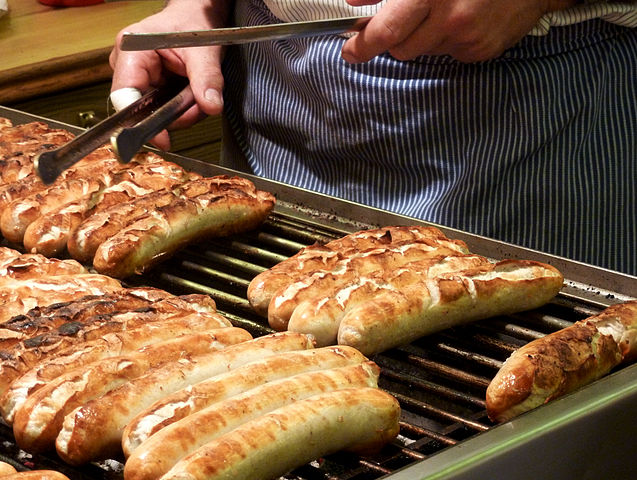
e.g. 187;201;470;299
34;77;195;184
35;16;372;184
120;16;371;51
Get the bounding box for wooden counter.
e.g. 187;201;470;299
0;0;163;103
0;1;223;163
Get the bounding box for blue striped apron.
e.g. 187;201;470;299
222;0;637;275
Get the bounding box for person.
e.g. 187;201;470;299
109;0;637;275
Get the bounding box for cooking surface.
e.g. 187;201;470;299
1;106;636;479
1;211;635;479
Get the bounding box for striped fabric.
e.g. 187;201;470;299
222;1;637;275
260;0;637;34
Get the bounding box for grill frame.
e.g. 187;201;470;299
1;105;636;479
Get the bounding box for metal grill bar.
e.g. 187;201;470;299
379;368;484;408
393;393;489;432
398;423;458;448
429;336;504;370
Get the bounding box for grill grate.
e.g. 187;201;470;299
0;209;609;479
119;211;604;480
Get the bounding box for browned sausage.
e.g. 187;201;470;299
157;388;400;480
486;300;637;422
12;328;251;452
56;332;314;465
123;362;381;480
1;311;232;424
91;176;275;278
122;345;368;456
248;225;468;317
337;260;564;355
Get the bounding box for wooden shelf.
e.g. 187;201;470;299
0;0;163;103
1;1;223;164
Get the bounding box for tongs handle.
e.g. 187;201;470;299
111;84;195;164
34;77;190;185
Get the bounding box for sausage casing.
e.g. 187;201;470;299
123;362;381;480
12;328;250;453
55;332;314;465
486;300;637;422
337;260;564;355
122;345;368;456
160;387;400;480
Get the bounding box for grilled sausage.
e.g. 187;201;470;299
12;328;250;453
0;154;35;184
1;313;234;424
486;300;637;423
22;202;90;258
284;254;491;346
0;122;74;184
0;148;140;220
0;294;218;398
1;177;108;244
0;287;171;350
158;387;400;480
248;225;468;317
0;460;17;475
0;274;123;324
0;254;87;283
0;144;122;244
67;189;178;263
0;122;72;160
0;145;166;245
91;176;276;278
23;160;194;257
0;117;12;131
336;260;564;355
0;246;22;263
267;243;478;331
122;345;368;456
0;471;70;480
0;176;52;219
55;332;314;465
123;362;380;480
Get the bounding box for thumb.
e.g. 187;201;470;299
183;46;225;117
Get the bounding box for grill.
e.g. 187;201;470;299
1;106;636;480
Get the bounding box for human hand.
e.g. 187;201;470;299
109;0;230;150
341;0;577;63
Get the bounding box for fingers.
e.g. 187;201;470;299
149;130;172;152
183;46;225;117
108;0;229;131
109;27;166;93
342;0;548;64
342;0;431;63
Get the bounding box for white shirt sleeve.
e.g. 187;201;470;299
531;2;637;35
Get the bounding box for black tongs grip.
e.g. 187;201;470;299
34;77;193;185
